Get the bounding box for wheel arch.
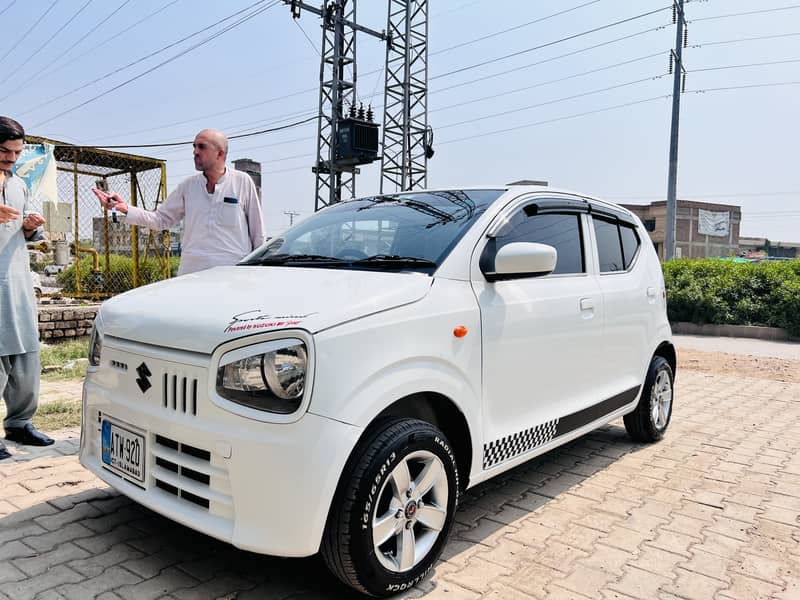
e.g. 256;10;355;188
654;341;676;377
337;392;473;494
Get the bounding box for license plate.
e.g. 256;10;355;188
101;419;146;482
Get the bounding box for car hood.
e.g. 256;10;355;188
100;266;433;354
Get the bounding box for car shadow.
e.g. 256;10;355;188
0;422;647;599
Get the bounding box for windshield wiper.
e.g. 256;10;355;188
350;254;438;269
240;253;348;266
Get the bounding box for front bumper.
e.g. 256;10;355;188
79;342;359;557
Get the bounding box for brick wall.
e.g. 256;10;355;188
38;305;99;341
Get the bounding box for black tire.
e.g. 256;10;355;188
624;355;674;443
322;418;460;597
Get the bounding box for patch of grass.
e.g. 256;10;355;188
40;338;89;380
31;399;82;431
40;338;89;368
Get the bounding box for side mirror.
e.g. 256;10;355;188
488;242;557;280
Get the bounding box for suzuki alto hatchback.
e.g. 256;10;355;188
81;184;675;597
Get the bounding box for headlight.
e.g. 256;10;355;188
88;317;103;367
216;339;307;414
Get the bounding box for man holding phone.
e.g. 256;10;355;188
0;116;54;460
92;129;264;276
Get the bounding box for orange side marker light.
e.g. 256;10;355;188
453;325;468;338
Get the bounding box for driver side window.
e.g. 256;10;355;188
481;209;585;275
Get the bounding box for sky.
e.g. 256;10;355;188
3;0;799;242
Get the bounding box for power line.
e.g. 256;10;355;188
688;58;800;73
438;94;671;147
687;81;800;93
690;4;800;22
437;73;668;131
0;0;134;102
0;0;93;87
690;31;800;48
23;0;273;118
0;0;60;64
55;115;317;149
78;22;671;149
432;52;666;113
0;1;17;18
431;5;671;81
430;0;604;56
32;1;281;128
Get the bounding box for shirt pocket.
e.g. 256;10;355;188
213;201;240;229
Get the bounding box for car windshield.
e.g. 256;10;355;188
239;189;504;273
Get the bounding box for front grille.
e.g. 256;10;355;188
162;374;198;415
151;435;232;515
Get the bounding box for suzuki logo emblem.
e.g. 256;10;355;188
135;362;152;394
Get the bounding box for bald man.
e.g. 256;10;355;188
92;129;265;276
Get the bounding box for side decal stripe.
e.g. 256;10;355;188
555;386;640;438
482;385;640;470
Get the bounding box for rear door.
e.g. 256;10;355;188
590;212;654;398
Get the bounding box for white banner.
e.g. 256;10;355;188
15;143;57;208
698;209;730;237
15;143;72;233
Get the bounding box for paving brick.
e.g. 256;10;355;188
532;541;589;573
0;563;25;585
503;561;559;598
552;566;615;598
24;521;96;552
600;525;651;554
662;567;728;600
631;545;684;578
476;537;540;571
170;574;259;600
68;543;146;577
609;565;671;600
0;540;35;562
447;557;512;594
34;501;103;531
0;564;83;600
680;548;732;582
115;566;200;600
646;528;700;558
72;524;147;554
0;522;47;545
718;573;783;600
11;542;90;577
120;546;197;579
59;566;142;600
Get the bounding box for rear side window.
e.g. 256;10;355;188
593;217;641;272
484;211;585;275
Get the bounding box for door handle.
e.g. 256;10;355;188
580;298;594;311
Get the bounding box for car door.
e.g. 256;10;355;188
591;212;655;399
472;197;606;471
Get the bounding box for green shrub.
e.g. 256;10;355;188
663;259;800;336
57;254;179;295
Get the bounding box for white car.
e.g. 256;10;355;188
81;185;675;597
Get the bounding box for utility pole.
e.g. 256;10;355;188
284;210;301;226
665;0;687;260
380;0;431;193
285;1;388;211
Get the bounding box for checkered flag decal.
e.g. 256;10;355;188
483;419;559;469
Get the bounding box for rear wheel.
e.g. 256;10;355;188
322;418;459;597
624;355;673;442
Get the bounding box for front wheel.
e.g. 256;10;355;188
322;418;460;597
624;355;674;442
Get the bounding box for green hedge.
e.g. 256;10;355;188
57;254;180;295
663;259;800;336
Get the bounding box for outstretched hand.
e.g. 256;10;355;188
91;188;129;214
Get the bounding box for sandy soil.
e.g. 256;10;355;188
678;348;800;384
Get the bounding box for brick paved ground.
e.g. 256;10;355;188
1;370;798;599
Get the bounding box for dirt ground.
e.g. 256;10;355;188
678;347;800;383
